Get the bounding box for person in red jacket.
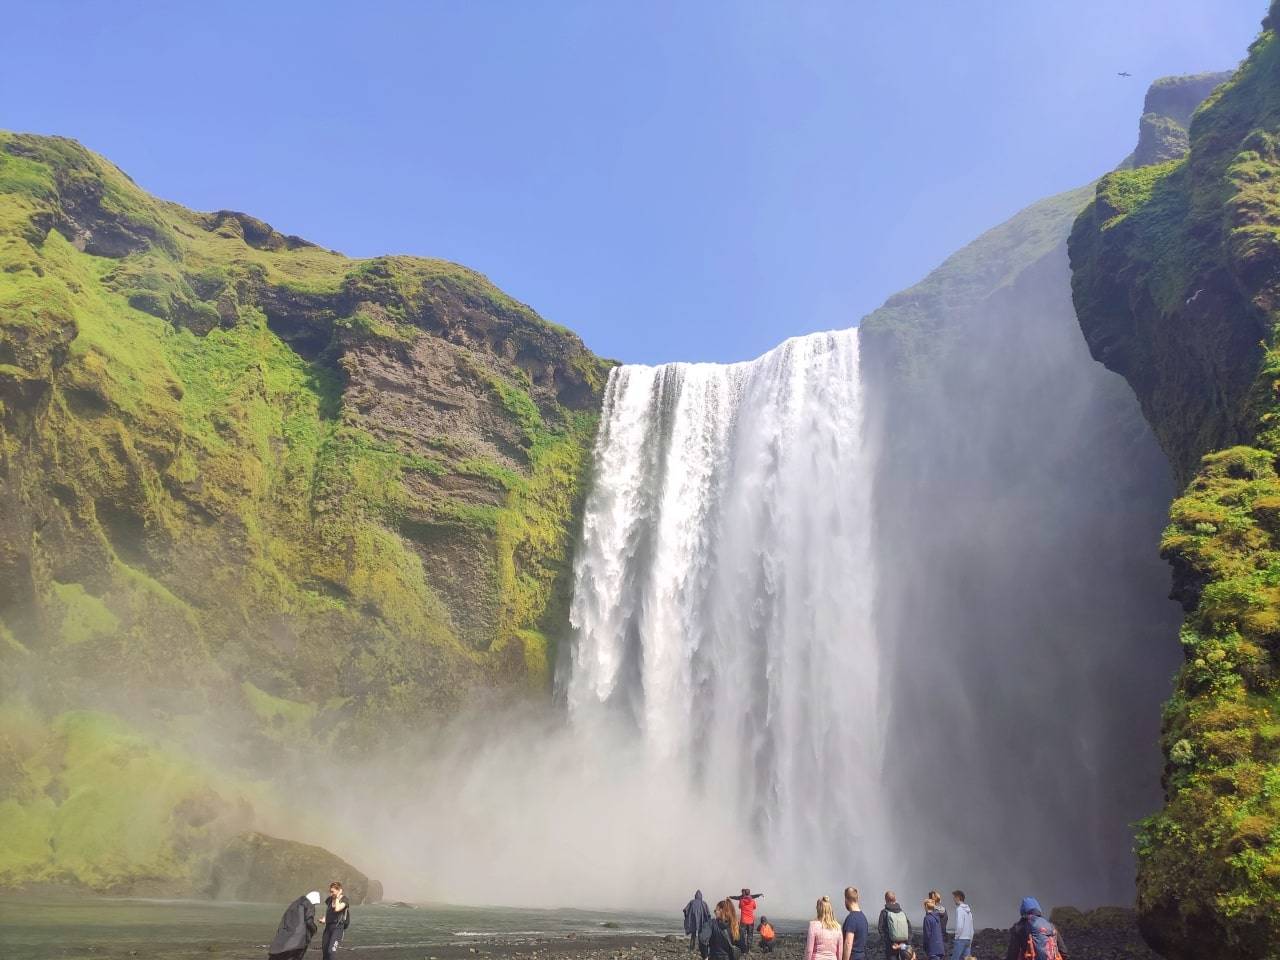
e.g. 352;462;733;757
731;889;763;954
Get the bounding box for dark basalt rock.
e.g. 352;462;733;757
205;831;382;905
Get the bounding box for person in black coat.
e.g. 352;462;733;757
269;891;321;960
708;899;743;960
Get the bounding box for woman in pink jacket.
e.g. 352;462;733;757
806;896;843;960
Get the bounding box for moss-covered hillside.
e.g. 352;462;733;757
1069;6;1280;955
0;133;610;893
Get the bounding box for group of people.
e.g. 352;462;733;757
685;887;1069;960
267;882;352;960
684;889;775;959
869;889;974;960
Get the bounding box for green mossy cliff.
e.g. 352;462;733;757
0;133;610;894
1069;6;1280;955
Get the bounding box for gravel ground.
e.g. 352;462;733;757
446;908;1158;960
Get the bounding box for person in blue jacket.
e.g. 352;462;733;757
921;896;945;960
1004;897;1070;960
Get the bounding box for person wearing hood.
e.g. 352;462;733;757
876;891;912;959
685;890;713;957
268;891;321;960
949;891;973;960
1004;897;1069;960
758;916;776;954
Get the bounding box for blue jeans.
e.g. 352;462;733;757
950;939;971;960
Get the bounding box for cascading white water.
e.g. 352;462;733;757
356;305;1172;911
565;328;883;892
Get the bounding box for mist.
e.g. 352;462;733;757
318;332;881;916
861;213;1181;909
326;198;1183;917
307;704;752;910
4;192;1182;923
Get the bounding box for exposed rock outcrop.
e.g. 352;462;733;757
1132;73;1234;167
206;832;381;904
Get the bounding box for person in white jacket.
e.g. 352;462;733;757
950;891;974;960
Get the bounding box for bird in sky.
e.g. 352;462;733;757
1118;71;1133;77
1186;288;1205;304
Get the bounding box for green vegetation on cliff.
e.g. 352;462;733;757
1069;7;1280;956
0;132;610;893
1129;73;1235;168
0;705;252;891
860;183;1094;379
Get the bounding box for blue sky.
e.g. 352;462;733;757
2;1;1265;363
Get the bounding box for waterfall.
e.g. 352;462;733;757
565;328;883;890
365;310;1173;911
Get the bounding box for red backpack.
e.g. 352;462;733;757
1020;915;1060;960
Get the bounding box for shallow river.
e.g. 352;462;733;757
2;898;681;960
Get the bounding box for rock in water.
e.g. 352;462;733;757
204;831;381;904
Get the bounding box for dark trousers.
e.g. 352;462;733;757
322;926;344;959
741;923;755;954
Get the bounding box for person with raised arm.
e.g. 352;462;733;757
731;889;763;954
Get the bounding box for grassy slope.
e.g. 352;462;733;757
0;705;256;891
859;183;1094;375
0;133;609;890
1069;8;1280;955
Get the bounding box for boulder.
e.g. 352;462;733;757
204;831;381;904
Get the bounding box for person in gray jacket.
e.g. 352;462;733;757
950;891;973;960
268;891;321;960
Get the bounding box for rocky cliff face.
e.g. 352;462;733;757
860;67;1231;916
1069;6;1280;956
859;190;1180;907
1131;73;1235;168
0;133;609;894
